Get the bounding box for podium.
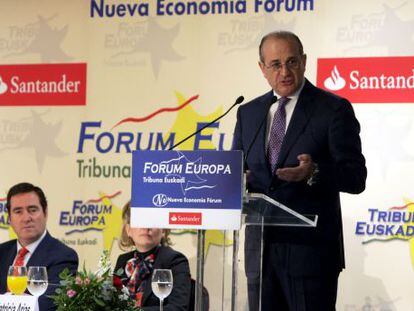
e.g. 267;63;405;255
130;150;318;310
130;150;244;311
230;192;318;311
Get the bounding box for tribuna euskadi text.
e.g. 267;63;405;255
349;70;414;89
355;208;414;237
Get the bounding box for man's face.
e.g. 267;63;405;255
9;191;47;247
259;37;306;97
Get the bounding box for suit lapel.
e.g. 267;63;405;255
26;231;52;267
255;91;274;167
5;243;17;267
277;80;316;167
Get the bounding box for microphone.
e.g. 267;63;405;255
169;95;245;150
244;95;277;162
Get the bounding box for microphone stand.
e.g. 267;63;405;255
243;95;277;163
168;95;244;150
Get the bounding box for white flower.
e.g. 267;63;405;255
96;250;112;277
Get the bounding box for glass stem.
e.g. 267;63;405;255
160;298;164;311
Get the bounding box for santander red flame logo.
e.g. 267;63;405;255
323;66;346;91
0;76;8;94
169;212;202;225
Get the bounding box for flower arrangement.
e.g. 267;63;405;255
51;251;140;311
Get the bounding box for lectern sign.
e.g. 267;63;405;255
131;150;243;229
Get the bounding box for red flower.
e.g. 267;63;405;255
113;275;123;290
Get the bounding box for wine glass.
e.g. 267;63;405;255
151;269;173;311
27;266;48;296
7;266;28;295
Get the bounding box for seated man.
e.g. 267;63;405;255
0;182;79;311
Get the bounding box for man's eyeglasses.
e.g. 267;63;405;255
262;57;302;72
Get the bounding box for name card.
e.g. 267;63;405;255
0;294;38;311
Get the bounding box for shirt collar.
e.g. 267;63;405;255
273;79;305;102
17;230;47;255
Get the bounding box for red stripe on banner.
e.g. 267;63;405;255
85;191;122;203
389;202;414;210
111;94;199;129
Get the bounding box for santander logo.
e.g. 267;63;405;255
0;76;8;94
323;66;346;91
317;57;414;103
0;63;87;106
169;212;202;225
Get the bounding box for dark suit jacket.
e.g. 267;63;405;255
233;79;367;277
0;231;79;311
115;246;191;311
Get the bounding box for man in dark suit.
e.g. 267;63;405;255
0;182;78;311
233;31;367;310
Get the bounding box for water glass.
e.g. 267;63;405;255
151;269;173;311
27;266;48;296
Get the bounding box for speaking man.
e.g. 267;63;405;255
232;31;367;310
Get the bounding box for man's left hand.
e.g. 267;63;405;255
276;154;315;182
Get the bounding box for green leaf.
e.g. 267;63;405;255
93;296;106;307
58;268;70;279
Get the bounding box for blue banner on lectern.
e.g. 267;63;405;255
131;150;243;229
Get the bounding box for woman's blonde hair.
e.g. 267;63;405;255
119;201;171;251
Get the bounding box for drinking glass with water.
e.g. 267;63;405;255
151;269;173;311
27;266;48;297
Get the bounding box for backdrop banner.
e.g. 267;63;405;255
0;0;413;310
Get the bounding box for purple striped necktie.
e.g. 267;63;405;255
268;97;290;173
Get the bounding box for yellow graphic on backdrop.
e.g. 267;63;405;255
165;91;223;150
204;230;233;253
98;192;123;251
8;225;17;240
396;199;414;268
378;199;414;268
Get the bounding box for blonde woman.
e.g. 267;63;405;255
115;202;191;310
